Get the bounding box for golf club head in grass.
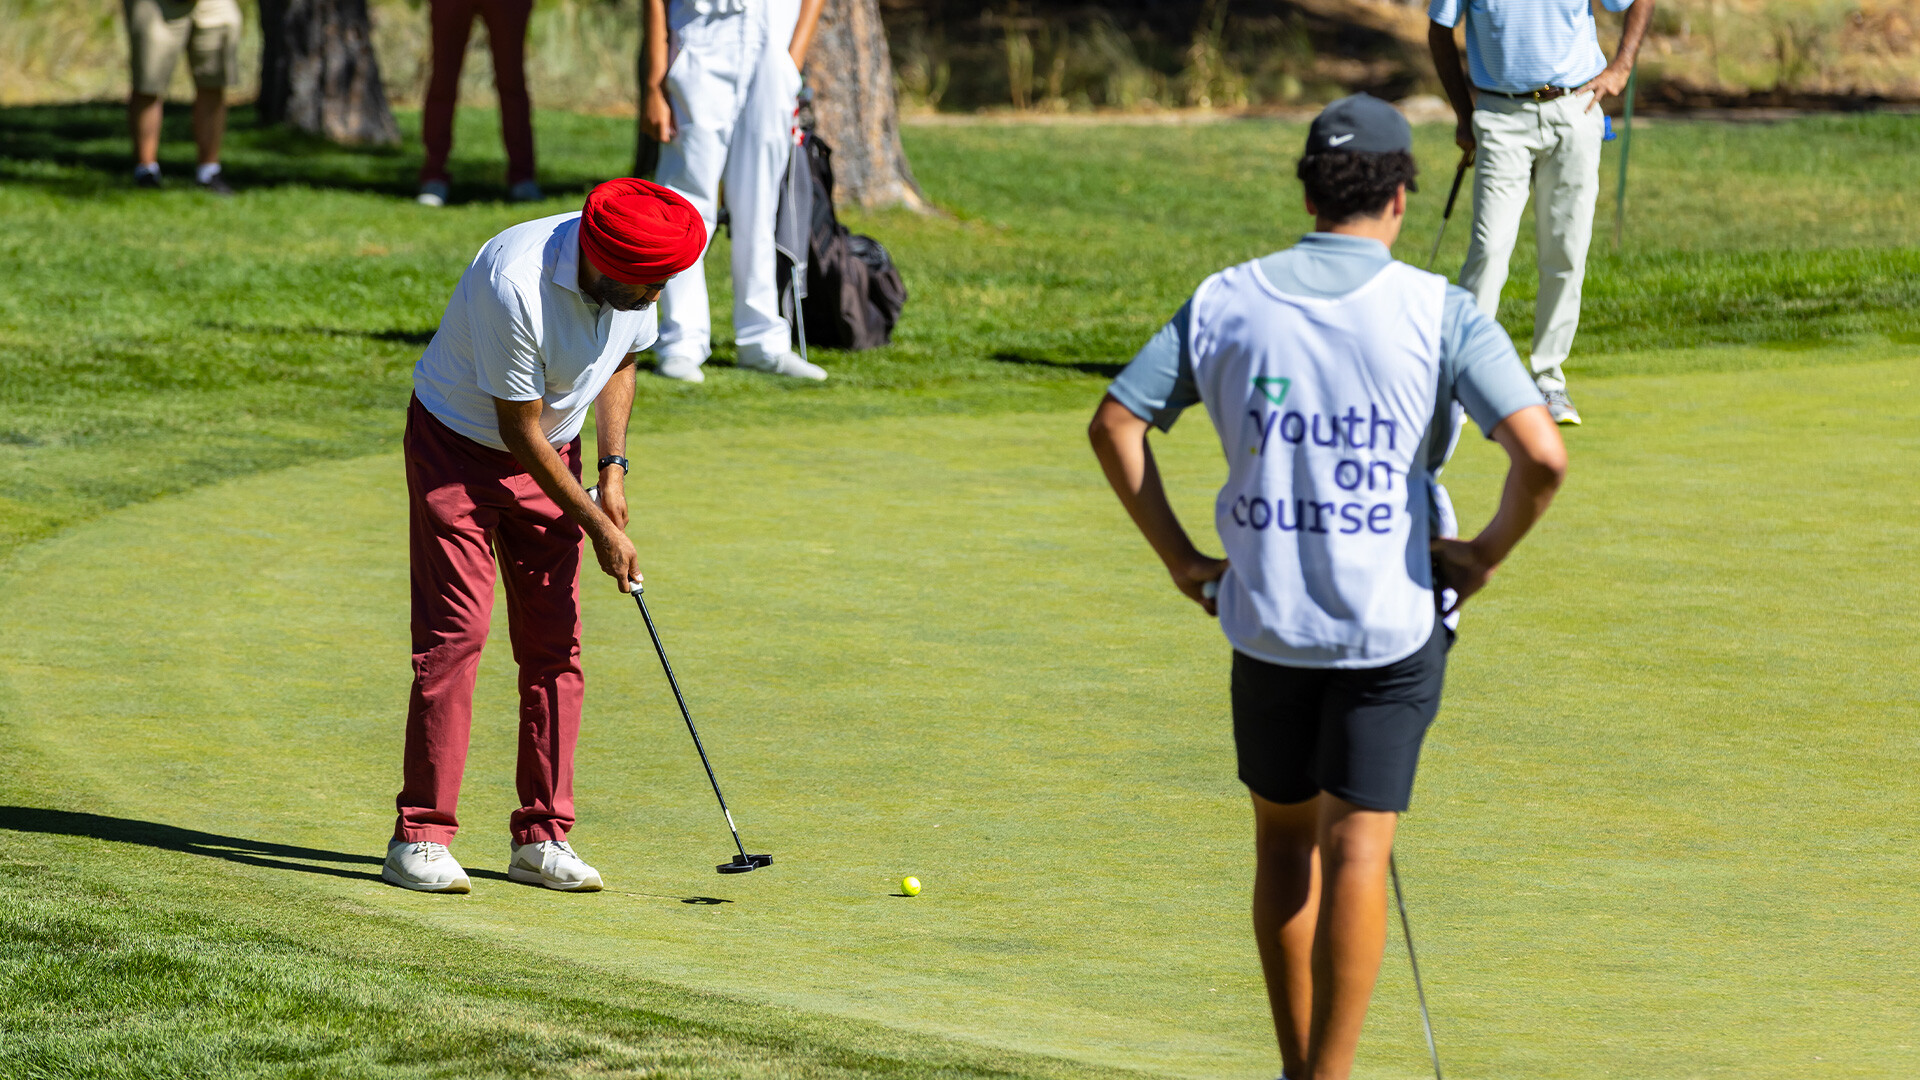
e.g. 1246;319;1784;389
718;853;773;874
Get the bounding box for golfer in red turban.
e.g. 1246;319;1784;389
381;182;705;896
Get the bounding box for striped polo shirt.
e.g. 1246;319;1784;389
1427;0;1637;95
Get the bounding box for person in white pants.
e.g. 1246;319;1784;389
640;0;828;383
1428;0;1654;425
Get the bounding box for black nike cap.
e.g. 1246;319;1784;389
1305;93;1414;155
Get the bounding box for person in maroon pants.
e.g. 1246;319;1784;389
416;0;539;206
382;179;706;894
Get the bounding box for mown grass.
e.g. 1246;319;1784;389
2;103;1915;558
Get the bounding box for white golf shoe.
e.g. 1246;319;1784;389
508;839;604;892
738;346;827;381
655;355;706;383
382;838;471;893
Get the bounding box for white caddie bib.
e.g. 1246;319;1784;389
1192;258;1448;668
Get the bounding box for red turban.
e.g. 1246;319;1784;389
579;178;707;285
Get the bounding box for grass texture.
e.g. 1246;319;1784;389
4;357;1920;1077
1;102;1919;1076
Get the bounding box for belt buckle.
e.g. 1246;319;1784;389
1529;87;1550;101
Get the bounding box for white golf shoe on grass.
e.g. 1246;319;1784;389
737;345;827;381
655;355;706;383
509;840;604;891
382;839;471;893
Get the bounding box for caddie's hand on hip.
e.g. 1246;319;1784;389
1172;555;1230;617
1576;65;1630;111
641;85;676;142
1429;538;1495;614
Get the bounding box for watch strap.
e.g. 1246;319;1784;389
598;455;630;474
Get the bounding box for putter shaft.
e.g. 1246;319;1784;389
1425;153;1472;273
1391;853;1444;1080
633;588;752;864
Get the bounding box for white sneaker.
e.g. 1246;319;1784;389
738;347;828;381
382;838;471;893
508;839;603;891
656;355;706;383
417;180;449;208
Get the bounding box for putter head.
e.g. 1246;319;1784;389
716;853;773;874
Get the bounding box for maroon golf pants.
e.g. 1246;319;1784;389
420;0;536;185
395;397;582;846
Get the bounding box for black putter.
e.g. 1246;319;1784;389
627;580;772;874
1425;151;1473;272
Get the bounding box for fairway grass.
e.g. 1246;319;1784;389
5;353;1918;1078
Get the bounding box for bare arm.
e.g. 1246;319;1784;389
1430;404;1567;612
1088;394;1228;614
494;394;641;590
593;355;637;532
639;0;674;142
1428;20;1477;155
790;0;827;68
1577;0;1656;109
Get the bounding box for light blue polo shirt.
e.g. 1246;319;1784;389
1108;233;1542;496
1427;0;1636;95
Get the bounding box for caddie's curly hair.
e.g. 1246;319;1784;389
1296;150;1420;224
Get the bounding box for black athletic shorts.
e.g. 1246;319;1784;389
1231;615;1451;813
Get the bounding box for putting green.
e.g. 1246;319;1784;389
4;355;1919;1078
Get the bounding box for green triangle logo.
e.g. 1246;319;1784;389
1253;376;1290;406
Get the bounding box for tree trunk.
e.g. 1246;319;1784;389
258;0;401;146
804;0;928;211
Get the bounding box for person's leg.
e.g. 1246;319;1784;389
723;25;802;362
1253;792;1320;1079
421;0;478;186
1457;98;1541;319
1233;650;1329;1078
1302;620;1449;1079
654;14;749;371
185;0;239;172
1304;795;1399;1080
123;0;186;173
394;402;503;844
130;94;164;168
1527;92;1606;395
492;442;586;845
478;0;536;186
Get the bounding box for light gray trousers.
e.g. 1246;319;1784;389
1458;90;1605;393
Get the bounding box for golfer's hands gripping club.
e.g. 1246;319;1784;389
586;484;644;594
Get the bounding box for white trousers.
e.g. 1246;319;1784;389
1458;91;1604;393
654;0;803;365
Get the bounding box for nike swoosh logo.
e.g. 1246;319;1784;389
1327;133;1355;146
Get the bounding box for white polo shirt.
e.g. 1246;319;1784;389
413;212;658;452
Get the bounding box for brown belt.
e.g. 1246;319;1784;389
1477;85;1575;102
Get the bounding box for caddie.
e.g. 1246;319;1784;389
382;178;706;895
1088;96;1567;1080
639;0;828;383
1428;0;1653;426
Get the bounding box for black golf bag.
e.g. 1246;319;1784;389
776;133;907;351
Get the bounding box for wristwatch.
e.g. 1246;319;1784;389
597;455;629;474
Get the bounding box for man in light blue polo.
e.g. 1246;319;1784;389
1089;95;1567;1080
1428;0;1654;426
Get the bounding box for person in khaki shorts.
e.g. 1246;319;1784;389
124;0;242;194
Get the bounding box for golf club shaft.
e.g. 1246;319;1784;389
1425;154;1471;272
633;590;751;863
791;264;810;366
1390;852;1444;1080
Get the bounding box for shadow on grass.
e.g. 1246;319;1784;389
991;350;1126;379
200;322;438;347
0;102;607;202
0;805;509;884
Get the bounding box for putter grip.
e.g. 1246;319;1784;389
586;485;600;505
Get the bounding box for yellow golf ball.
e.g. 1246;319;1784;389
900;876;922;896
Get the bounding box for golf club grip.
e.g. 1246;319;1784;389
1441;160;1468;220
